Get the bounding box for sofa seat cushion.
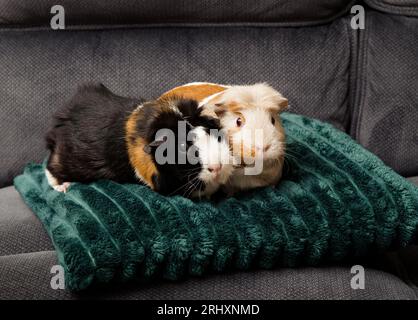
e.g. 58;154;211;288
0;186;53;256
0;251;417;300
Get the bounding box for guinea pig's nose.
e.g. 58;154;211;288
208;164;222;174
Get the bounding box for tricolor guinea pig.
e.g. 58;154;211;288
159;82;288;195
45;83;233;198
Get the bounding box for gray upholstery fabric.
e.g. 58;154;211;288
0;0;355;26
0;18;352;187
1;1;418;300
0;251;416;300
365;0;418;17
0;186;53;256
353;11;418;177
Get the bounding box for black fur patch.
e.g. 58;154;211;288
135;99;216;196
46;83;144;184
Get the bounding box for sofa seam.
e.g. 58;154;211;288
0;20;350;32
353;11;370;140
365;0;418;17
345;15;357;135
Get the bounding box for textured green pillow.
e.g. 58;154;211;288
14;113;418;291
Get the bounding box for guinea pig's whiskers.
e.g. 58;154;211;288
168;174;199;197
283;147;302;175
183;176;200;198
183;166;202;174
182;168;202;181
284;149;300;161
196;180;204;199
193;180;204;199
169;179;194;196
184;183;195;199
185;172;199;182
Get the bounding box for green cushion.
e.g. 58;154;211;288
14;113;418;291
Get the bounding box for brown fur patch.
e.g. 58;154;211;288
277;98;288;110
125;109;158;189
225;101;243;113
214;101;244;118
49;150;61;170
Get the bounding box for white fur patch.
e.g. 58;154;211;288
200;83;287;194
182;82;230;88
191;126;233;196
45;169;58;187
134;104;144;112
45;169;71;193
198;91;225;108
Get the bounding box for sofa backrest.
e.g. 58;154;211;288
0;0;354;26
350;1;418;177
0;0;417;187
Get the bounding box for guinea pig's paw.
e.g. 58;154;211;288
53;182;71;193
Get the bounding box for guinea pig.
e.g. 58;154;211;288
159;82;288;195
45;83;233;198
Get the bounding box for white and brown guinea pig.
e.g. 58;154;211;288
45;83;233;198
159;82;288;195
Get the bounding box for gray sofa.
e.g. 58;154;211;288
1;0;418;299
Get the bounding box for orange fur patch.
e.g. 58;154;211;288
213;101;243;118
125;109;158;189
160;83;227;103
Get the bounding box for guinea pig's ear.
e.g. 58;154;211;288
200;107;217;119
143;137;166;154
277;97;288;112
213;103;228;117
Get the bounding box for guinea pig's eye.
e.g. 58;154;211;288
236;117;243;127
217;135;222;143
271;116;276;125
